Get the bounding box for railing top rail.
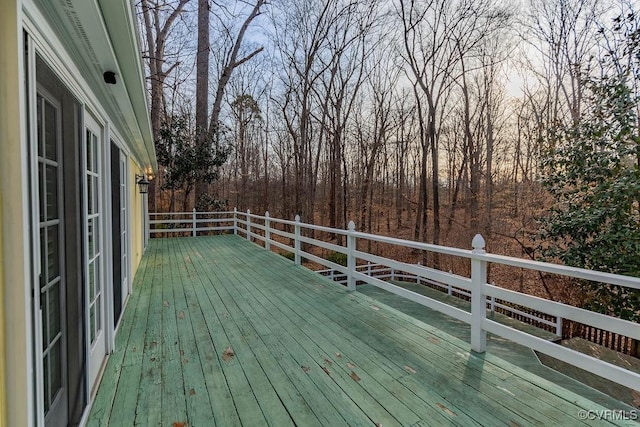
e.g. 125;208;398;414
194;211;235;215
352;230;474;258
481;253;640;290
300;221;350;236
150;211;235;216
149;212;192;217
352;230;640;290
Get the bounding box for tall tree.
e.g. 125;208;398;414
194;0;267;208
398;0;510;265
140;0;191;211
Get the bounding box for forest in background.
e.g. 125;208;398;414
139;0;640;320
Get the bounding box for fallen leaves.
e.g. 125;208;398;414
347;362;356;369
335;352;342;358
350;371;361;382
370;305;380;311
222;346;235;362
163;301;169;308
189;388;196;396
509;421;521;427
428;336;440;344
177;311;185;319
301;365;310;373
436;403;456;416
403;365;416;374
322;366;331;375
323;358;333;366
172;422;187;427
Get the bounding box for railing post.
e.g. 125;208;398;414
555;316;563;337
367;262;372;277
246;209;251;241
192;208;197;237
346;221;356;291
233;207;238;235
448;271;453;295
471;234;487;353
294;215;301;265
264;211;271;251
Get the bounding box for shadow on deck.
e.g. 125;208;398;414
88;235;636;426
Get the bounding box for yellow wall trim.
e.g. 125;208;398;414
1;0;30;425
0;184;6;427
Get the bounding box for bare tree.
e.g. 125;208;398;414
194;0;267;207
139;0;191;211
398;0;510;266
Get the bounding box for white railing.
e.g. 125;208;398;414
149;209;235;236
316;263;563;336
149;208;640;392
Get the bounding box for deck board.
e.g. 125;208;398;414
89;235;636;426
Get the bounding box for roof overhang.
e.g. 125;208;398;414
32;0;157;171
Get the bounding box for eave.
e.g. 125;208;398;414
32;0;157;172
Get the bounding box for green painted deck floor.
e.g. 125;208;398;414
88;235;635;426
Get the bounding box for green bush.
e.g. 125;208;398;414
326;251;347;267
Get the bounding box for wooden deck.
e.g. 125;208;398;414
88;235;636;426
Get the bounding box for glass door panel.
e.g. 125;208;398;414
85;116;106;389
36;93;66;421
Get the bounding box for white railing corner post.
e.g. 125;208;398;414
265;211;271;251
192;208;197;237
471;234;487;353
346;221;356;291
246;209;251;241
233;207;238;235
294;215;301;265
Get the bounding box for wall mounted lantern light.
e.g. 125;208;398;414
135;174;150;194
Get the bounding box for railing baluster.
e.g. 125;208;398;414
233;207;238;235
294;215;301;265
192;208;197;237
471;234;487;353
346;220;356;291
293;215;302;265
246;209;251;241
265;211;271;251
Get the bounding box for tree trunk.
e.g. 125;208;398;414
194;0;210;204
